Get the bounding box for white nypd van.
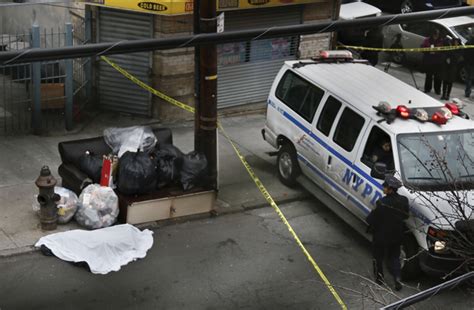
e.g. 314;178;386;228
262;50;474;279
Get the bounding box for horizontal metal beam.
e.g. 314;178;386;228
1;6;474;64
380;271;474;309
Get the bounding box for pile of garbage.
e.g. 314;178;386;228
33;184;119;230
80;126;209;195
33;126;208;230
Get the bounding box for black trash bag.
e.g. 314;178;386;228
152;145;184;189
180;151;208;191
78;151;103;184
117;151;157;195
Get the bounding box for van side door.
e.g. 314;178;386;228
351;124;395;218
321;102;370;217
301;95;343;193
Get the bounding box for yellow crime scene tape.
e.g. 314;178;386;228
101;55;348;310
338;44;474;53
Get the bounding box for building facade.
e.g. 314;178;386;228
89;0;338;121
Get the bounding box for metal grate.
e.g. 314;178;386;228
0;20;90;135
217;6;302;108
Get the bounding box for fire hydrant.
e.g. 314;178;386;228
35;166;60;230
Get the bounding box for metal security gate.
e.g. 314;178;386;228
98;8;153;116
217;6;302;108
0;22;89;135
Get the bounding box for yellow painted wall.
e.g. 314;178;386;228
89;0;323;15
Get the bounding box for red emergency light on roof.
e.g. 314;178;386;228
396;105;411;119
319;50;353;59
432;111;448;125
445;103;459;115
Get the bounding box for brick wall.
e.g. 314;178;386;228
152;1;338;120
299;0;336;59
152;15;195;121
299;33;331;59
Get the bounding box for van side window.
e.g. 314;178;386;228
333;108;365;152
276;71;324;122
316;96;342;136
362;126;394;171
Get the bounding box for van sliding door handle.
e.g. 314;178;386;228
327;155;332;166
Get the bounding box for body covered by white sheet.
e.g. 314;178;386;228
35;224;154;274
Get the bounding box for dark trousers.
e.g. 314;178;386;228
466;64;474;97
372;243;401;281
442;81;452;98
424;67;441;94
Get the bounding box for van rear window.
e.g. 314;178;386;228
276;71;324;123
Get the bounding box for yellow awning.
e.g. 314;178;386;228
87;0;320;15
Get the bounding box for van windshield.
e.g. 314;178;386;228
397;130;474;191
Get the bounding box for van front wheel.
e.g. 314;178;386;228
277;144;300;187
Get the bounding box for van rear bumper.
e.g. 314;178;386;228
420;250;466;278
261;126;278;149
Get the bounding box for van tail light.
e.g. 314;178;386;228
396;105;411;119
432;111;448;125
445;103;459;115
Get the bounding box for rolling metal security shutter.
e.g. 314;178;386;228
217;6;302;108
98;8;152;116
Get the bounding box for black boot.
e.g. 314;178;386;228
376;273;385;285
394;277;402;291
373;259;384;285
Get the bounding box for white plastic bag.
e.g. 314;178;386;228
56;187;80;224
103;126;157;157
32;186;79;224
76;184;119;229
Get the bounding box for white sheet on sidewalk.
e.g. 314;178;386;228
35;224;154;274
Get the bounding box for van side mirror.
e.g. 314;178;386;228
371;162;387;180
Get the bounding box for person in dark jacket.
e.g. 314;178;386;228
371;139;394;171
441;37;463;100
366;175;409;291
421;29;443;94
361;27;384;66
465;28;474;98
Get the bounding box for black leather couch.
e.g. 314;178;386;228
58;128;173;195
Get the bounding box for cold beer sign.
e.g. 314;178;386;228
87;0;318;15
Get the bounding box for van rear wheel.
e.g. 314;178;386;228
401;234;422;280
277;143;300;188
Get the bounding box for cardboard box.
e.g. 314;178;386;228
41;83;65;110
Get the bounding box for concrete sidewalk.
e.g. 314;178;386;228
0;112;308;257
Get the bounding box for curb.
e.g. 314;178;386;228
0;192;310;258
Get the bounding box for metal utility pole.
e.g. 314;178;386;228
193;0;201;150
196;0;217;188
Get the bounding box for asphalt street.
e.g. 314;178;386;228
0;199;472;310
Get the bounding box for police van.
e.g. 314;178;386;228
262;50;474;279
